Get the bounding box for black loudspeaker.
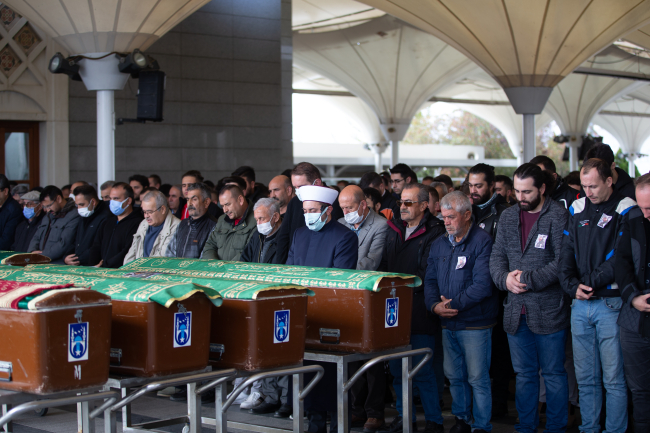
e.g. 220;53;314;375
137;70;165;122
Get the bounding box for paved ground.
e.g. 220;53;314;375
4;383;583;433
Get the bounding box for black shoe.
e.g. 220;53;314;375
169;387;187;402
449;418;471;433
274;403;292;418
201;389;215;404
424;420;444;433
251;401;281;414
381;416;418;433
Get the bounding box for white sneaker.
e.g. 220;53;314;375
228;387;250;405
239;391;265;410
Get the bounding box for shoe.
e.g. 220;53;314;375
169;387;187;402
240;391;265;410
251;401;281;414
274;403;292;418
363;418;386;432
424;421;444;433
381;416;418;432
201;389;215;404
227;386;249;405
449;418;471;433
351;414;366;427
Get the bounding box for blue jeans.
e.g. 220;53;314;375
571;298;627;433
507;315;568;433
442;328;492;432
389;334;443;424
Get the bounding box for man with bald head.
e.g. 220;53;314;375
268;175;294;215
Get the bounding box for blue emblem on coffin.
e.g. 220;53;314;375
385;298;399;328
274;310;290;343
174;312;192;348
69;322;89;362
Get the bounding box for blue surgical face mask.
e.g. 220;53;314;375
23;206;35;219
110;198;129;216
304;209;327;232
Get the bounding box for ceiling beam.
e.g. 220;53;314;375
292;89;511;105
600;110;650;118
573;67;650;82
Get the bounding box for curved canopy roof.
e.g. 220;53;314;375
294;14;477;140
3;0;211;54
356;0;650;88
293;0;385;33
594;96;650;155
544;45;650;136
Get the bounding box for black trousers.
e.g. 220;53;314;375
490;291;513;407
621;327;650;432
349;361;386;419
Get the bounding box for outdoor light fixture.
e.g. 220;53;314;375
117;49;159;78
48;52;81;81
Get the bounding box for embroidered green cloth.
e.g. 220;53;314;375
24;265;312;300
0;267;223;307
120;257;421;292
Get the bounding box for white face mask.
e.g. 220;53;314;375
344;209;364;225
77;200;95;218
257;220;274;236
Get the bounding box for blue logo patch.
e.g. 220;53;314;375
68;322;89;362
385;298;399;328
274;310;290;344
174;312;192;348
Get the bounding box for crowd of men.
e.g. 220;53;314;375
0;141;648;433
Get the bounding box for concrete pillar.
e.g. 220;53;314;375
504;86;553;165
522;114;536;163
627;154;638;178
567;135;582;172
390;141;399;167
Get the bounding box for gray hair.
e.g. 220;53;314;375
440;191;472;214
11;184;28;196
430;181;448;195
100;181;115;191
254;197;280;217
403;183;429;203
186;183;211;200
142;189;168;209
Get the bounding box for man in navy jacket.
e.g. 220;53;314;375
425;191;497;433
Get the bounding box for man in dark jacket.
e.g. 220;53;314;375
241;198;281;264
88;182;143;268
273;162;343;264
559;158;635;433
0;174;26;250
467;162;512;416
379;183;446;433
63;185;111;266
580;143;636;201
530;155;578;209
359;171;399;218
490;164;570;433
614;173;650;433
425;191;496;433
166;183;217;258
29;186;80;261
12;190;44;252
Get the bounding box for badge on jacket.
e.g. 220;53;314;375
456;256;466;269
597;214;612;228
534;234;547;249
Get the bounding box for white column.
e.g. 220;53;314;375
522;114;536;163
390;141;399;167
96;90;115;186
567;136;582;172
627;154;638;178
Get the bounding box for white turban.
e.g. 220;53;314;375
298;185;338;205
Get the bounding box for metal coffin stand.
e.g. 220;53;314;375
303;346;433;433
0;388;119;433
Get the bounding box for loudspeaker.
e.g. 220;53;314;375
137;70;165;122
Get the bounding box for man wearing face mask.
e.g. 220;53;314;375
12;190;45;253
241;198;282;264
63;185;111;266
28;185;80;261
88;182;143;268
166;183;218;259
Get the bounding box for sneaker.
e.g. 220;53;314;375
449;418;470;433
423;421;444;433
227;387;250;405
240;391;265;410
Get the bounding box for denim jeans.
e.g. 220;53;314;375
571;298;627;433
507;315;568;433
442;328;492;432
389;334;443;424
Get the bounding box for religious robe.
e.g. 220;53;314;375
286;218;358;269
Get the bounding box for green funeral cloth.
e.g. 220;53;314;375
24;265;312;300
120;257;421;292
0;267;223;308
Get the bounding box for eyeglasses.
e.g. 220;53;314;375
397;200;424;207
390;178;405;185
143;206;162;216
